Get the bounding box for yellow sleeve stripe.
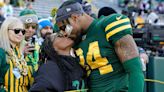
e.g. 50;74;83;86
105;18;130;32
106;24;132;40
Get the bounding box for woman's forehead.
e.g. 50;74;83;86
11;24;24;29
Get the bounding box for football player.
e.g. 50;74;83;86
56;1;144;92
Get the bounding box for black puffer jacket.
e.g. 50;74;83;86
29;55;86;92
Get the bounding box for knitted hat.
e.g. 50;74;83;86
98;7;117;18
19;9;38;24
19;8;36;16
38;19;53;30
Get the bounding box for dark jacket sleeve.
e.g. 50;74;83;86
29;61;64;92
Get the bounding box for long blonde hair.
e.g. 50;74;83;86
0;17;25;52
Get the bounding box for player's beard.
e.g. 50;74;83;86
73;32;83;47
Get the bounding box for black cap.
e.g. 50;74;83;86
56;2;84;23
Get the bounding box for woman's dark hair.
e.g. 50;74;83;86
40;34;70;87
40;34;84;90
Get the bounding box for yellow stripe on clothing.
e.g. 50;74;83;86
9;60;14;92
106;24;132;40
22;86;25;92
28;66;33;86
10;61;14;92
19;86;23;92
25;76;29;86
4;70;9;90
16;46;21;58
20;77;23;87
15;79;19;92
105;18;130;32
24;86;28;92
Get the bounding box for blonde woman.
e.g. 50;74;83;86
0;17;30;92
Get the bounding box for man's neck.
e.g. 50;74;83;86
82;14;94;33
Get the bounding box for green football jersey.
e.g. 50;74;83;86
75;14;132;89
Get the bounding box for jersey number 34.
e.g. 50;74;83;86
76;41;113;75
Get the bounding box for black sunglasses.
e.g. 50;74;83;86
59;25;66;31
59;19;70;31
25;24;38;29
9;28;26;35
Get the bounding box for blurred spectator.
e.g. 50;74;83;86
82;1;96;18
156;2;164;14
98;6;116;18
26;2;33;9
146;10;159;24
135;10;145;28
19;8;39;86
0;7;5;27
139;0;151;13
138;46;148;92
37;18;53;45
2;0;13;18
138;47;149;72
0;2;5;27
71;0;96;18
10;0;18;7
18;0;25;9
19;9;37;41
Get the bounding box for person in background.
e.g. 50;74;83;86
0;3;5;27
81;1;96;18
37;18;53;45
29;33;87;92
18;0;25;9
146;10;159;25
156;2;164;14
2;0;13;18
135;10;145;28
138;47;148;92
0;17;30;92
26;2;33;9
139;0;150;13
56;1;144;92
19;8;39;86
138;47;148;73
98;6;117;18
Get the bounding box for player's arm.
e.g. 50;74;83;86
114;34;144;92
103;14;144;92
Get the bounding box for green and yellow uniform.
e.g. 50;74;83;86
24;40;40;86
0;47;31;92
75;14;132;92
